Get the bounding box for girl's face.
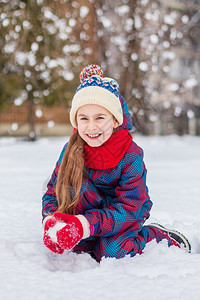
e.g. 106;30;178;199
77;104;119;147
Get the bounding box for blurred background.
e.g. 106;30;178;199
0;0;199;140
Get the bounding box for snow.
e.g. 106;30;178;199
139;61;148;72
184;77;198;89
150;34;159;44
80;6;89;19
48;222;66;243
0;135;200;300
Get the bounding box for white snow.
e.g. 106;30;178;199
184;77;198;89
0;135;200;300
80;6;89;19
150;34;159;44
139;61;148;72
31;42;39;52
48;222;66;243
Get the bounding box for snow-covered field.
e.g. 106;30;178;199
0;135;200;300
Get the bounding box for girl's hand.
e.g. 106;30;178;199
53;212;84;250
43;217;64;254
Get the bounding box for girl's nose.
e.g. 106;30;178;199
87;120;97;130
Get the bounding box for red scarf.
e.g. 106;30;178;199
84;129;132;169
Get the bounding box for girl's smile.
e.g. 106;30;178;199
77;104;119;147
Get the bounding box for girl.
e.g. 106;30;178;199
42;64;191;262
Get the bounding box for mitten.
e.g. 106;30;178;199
43;216;64;254
54;212;90;251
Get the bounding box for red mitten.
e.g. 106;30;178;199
43;217;64;254
54;212;84;250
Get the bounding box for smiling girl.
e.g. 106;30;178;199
42;64;191;261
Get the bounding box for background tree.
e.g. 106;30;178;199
0;0;200;137
0;0;96;139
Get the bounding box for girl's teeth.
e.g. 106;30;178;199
88;134;100;137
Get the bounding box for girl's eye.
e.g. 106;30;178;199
80;117;88;120
97;116;104;120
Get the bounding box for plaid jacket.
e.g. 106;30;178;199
42;95;153;261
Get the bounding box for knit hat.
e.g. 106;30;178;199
70;64;123;128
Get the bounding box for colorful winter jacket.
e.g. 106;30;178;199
42;95;152;261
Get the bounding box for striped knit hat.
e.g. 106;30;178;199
70;64;123;128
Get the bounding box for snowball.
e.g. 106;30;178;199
47;222;66;243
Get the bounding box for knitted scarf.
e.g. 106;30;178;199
84;129;132;169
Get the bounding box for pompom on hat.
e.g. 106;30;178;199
70;64;123;128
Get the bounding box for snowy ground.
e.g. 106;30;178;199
0;135;200;300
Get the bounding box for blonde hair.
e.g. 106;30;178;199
56;130;85;215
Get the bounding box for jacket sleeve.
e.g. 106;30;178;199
42;143;68;220
83;146;152;237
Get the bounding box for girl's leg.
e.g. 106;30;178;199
91;232;147;262
89;223;191;262
141;223;191;251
